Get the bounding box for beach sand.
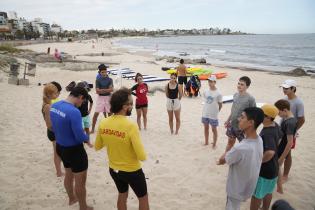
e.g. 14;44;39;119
0;39;314;210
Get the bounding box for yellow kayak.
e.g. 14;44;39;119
166;67;202;74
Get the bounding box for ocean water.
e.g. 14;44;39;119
115;34;315;72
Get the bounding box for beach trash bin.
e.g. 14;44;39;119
27;63;36;76
9;63;20;77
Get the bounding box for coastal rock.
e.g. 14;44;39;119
288;67;308;76
156;55;207;64
192;58;207;64
166;56;178;63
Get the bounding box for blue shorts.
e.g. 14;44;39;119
226;124;244;142
201;117;219;127
82;116;90;128
253;176;278;199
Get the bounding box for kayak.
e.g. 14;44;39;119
198;72;227;80
212;72;227;79
166;67;203;74
192;69;212;76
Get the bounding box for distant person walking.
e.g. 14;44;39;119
176;59;188;95
165;73;183;135
42;83;63;177
95;88;149;210
131;73;149;130
279;79;305;182
50;87;93;210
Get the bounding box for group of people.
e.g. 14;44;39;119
41;60;304;210
213;76;304;210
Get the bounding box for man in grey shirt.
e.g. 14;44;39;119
218;107;264;210
219;76;256;163
280;79;305;182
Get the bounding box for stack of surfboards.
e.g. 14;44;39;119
108;68;169;83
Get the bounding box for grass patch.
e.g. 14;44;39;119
0;44;22;53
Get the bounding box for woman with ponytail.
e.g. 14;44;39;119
42;83;63;177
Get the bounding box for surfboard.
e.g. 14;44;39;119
108;68;130;73
143;78;170;82
110;70;135;75
222;95;234;103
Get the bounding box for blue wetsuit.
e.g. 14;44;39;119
50;100;88;147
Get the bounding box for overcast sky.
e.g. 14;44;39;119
1;0;315;34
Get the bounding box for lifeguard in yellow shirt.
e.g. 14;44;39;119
95;87;149;210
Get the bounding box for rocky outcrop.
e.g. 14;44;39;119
288;67;308;76
156;56;208;64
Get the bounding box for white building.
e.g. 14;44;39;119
51;24;62;33
30;18;51;36
17;18;27;30
7;11;18;20
0;12;10;33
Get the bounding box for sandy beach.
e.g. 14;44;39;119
0;39;314;210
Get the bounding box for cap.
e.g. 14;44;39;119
98;64;108;70
208;75;217;81
261;104;279;119
76;81;90;92
280;79;296;88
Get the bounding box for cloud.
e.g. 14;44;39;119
1;0;315;33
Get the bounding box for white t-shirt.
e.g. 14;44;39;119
284;96;304;119
225;136;263;201
202;89;222;119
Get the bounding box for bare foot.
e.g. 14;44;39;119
83;206;93;210
56;172;64;177
90;130;95;134
175;131;179;135
282;176;289;183
69;197;78;205
277;184;284;194
211;143;217;149
204;143;209;146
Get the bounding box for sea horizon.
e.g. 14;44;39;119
115;34;315;73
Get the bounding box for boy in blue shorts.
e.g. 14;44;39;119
250;104;283;210
201;75;222;148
